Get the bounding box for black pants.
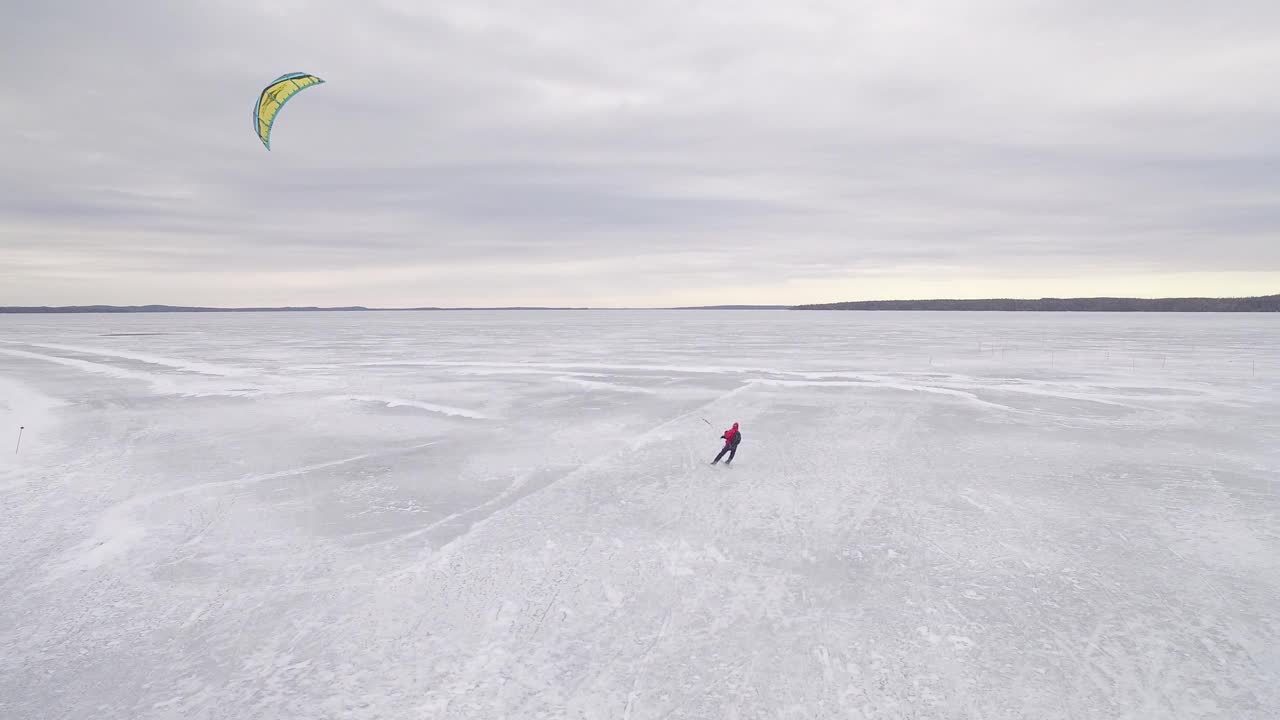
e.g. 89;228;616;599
713;444;737;464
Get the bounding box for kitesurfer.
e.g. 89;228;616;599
712;422;741;465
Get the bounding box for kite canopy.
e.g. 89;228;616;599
253;72;324;150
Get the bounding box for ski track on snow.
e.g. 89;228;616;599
6;341;252;378
395;381;758;574
553;376;658;395
42;442;438;582
335;395;493;420
0;347;271;398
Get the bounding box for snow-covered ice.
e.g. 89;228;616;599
1;310;1277;719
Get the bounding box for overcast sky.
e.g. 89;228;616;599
3;1;1278;307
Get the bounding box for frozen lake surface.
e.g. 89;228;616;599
1;310;1277;719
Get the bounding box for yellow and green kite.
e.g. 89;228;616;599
253;72;324;150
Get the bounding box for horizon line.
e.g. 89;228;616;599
1;293;1278;314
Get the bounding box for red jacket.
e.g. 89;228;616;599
722;423;740;446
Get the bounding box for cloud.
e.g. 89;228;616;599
2;0;1279;305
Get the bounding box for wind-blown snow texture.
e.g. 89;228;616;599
1;310;1277;719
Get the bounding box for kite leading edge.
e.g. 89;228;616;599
253;72;324;150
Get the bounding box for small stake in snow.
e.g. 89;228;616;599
701;418;712;426
14;426;23;454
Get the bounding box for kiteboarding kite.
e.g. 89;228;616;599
253;72;324;150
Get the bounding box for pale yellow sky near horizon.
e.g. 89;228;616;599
657;271;1280;308
5;263;1275;308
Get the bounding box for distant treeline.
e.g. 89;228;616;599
0;305;378;313
3;297;1278;313
794;295;1280;312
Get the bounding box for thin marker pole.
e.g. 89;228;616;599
14;426;24;454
